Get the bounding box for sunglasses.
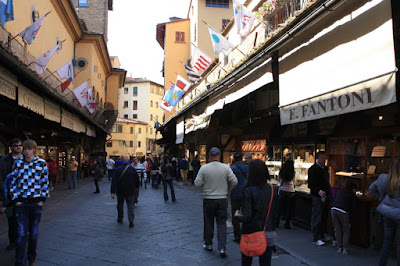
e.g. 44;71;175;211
12;144;22;147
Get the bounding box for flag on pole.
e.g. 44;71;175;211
0;0;14;28
85;87;96;114
18;15;45;44
61;79;72;93
233;0;256;37
73;81;89;107
56;60;74;83
164;82;175;104
160;99;174;113
184;64;201;83
33;44;60;75
206;23;235;55
169;87;185;107
192;47;212;72
175;75;191;92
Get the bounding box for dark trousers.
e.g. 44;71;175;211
242;246;274;266
331;209;350;250
162;179;176;202
107;169;114;180
277;190;295;227
134;187;139;204
203;199;228;250
94;179;100;192
230;197;243;240
378;217;400;266
15;202;43;265
152;173;160;189
117;194;135;222
8;214;17;246
311;195;329;242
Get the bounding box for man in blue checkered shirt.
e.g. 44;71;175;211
8;139;49;266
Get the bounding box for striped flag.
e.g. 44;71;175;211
18;15;45;44
184;64;201;83
192;47;212;72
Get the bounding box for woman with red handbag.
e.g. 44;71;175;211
234;159;278;266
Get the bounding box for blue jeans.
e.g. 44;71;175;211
378;217;400;266
15;202;43;265
162;179;176;202
68;171;77;189
242;245;274;266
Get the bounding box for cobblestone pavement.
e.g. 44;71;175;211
0;178;303;266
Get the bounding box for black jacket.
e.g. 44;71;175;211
161;163;174;180
235;184;278;234
110;163;139;196
0;154;17;200
331;189;357;213
191;158;201;171
308;163;330;197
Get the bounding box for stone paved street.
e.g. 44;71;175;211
0;179;302;266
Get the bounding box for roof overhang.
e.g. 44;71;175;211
78;34;112;74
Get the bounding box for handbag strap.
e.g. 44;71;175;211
119;164;130;180
263;184;274;231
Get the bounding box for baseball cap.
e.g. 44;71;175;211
233;152;242;162
209;147;221;156
71;156;76;159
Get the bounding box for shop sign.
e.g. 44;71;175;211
86;125;96;137
61;109;74;131
0;76;16;100
44;99;61;123
75;119;86;133
18;85;44;116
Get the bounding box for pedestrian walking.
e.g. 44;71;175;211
194;147;238;257
9;139;50;266
132;156;146;206
144;158;152;188
46;158;56;191
191;155;201;182
67;156;79;190
0;138;23;251
230;152;248;243
188;158;194;184
370;158;400;265
277;159;296;229
106;157;115;181
93;160;103;193
308;151;331;246
178;157;188;185
110;154;139;228
161;158;176;203
234;159;278;266
151;157;161;189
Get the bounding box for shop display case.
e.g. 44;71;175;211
242;140;266;161
198;145;207;166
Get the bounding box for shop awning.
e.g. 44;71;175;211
176;118;184;144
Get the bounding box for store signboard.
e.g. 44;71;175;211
44;99;61;123
0;76;16;100
18;85;44;116
279;0;396;125
61;109;74;131
86;125;96;137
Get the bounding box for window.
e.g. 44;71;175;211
222;19;230;30
138;128;141;134
118;141;125;147
130;141;133;147
124;87;128;94
150;128;153;134
150;101;153;107
106;142;112;147
156;102;158;108
194;23;197;42
133;101;138;110
123;114;128;119
78;0;88;7
138;141;141;148
123;101;128;108
206;0;229;8
130;127;133;134
146;127;148;133
156;115;159;121
112;125;123;133
150;114;153;121
132;114;137;119
133;87;138;96
175;32;185;42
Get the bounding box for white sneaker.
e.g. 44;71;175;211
314;240;325;246
332;240;337;247
337;248;342;254
134;203;139;207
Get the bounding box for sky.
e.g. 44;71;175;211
107;0;191;86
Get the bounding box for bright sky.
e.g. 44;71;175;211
107;0;191;86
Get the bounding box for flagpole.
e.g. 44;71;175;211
64;77;91;97
43;70;59;81
51;69;83;91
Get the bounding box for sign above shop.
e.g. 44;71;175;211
44;99;61;123
61;109;74;131
0;76;16;100
18;85;44;116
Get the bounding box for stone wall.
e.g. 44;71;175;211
74;0;108;41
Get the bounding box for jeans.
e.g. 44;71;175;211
331;209;350;250
68;171;77;189
94;178;100;193
278;190;295;227
203;199;228;250
117;194;135;222
242;245;274;266
311;195;328;242
162;179;176;202
107;169;114;180
152;173;160;189
15;202;43;265
378;217;400;266
231;197;243;240
7;207;17;246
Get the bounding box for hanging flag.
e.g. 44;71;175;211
175;75;191;92
85;87;96;114
169;87;185;107
164;82;175;104
160;99;174;113
0;0;14;28
233;0;256;37
18;15;45;44
206;23;235;55
33;43;60;75
61;79;72;93
184;64;201;83
73;81;89;107
192;47;212;72
56;60;74;83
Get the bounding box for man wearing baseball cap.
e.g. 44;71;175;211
194;147;238;257
68;156;79;190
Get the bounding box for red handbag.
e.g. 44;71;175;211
240;184;274;257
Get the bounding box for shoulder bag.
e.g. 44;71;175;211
240;184;274;257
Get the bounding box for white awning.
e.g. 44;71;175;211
176;118;184;144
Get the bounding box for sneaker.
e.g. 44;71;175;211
134;203;139;207
337;248;342;254
314;240;325;246
203;244;212;251
342;248;349;255
322;236;331;242
219;249;226;257
332;240;337;247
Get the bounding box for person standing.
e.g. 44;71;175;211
0;138;23;251
244;153;253;164
106;157;115;181
161;158;176;203
191;155;201;182
234;159;278;266
179;157;188;185
151;157;161;189
132;156;146;206
277;159;296;229
93;160;103;193
308;151;331;246
67;156;79;190
9;139;49;266
230;152;248;243
110;154;139;228
194;147;238;256
46;158;56;191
